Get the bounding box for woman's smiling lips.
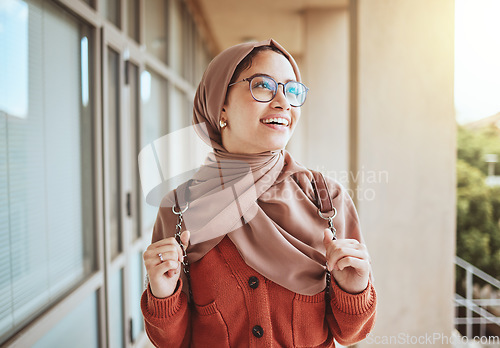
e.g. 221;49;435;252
260;115;291;130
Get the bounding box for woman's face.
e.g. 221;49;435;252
220;50;301;154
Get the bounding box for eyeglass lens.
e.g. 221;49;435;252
250;76;307;106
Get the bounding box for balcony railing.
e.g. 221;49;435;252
455;256;500;338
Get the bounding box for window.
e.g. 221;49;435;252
104;0;120;28
1;0;213;345
107;47;122;259
127;0;140;42
144;0;169;64
0;0;95;342
140;69;169;231
32;292;99;348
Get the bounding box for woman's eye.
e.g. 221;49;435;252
288;87;301;96
287;84;304;96
253;80;274;90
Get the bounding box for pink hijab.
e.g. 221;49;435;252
158;38;364;295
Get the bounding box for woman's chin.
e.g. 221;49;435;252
254;141;286;153
261;137;290;151
223;138;289;154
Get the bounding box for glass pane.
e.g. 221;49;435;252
80;0;93;8
107;48;122;259
0;0;95;343
185;95;193;129
103;0;120;28
169;86;186;131
109;269;124;348
144;0;168;64
129;252;144;341
32;291;99;348
0;0;23;338
127;0;139;42
169;0;183;75
128;63;142;240
140;69;168;233
80;28;95;274
0;84;12;339
183;13;195;84
44;14;93;298
195;34;209;86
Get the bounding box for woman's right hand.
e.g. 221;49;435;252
143;230;191;299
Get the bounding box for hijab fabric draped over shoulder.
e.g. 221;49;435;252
157;38;363;296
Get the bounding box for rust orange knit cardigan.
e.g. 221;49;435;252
141;235;376;347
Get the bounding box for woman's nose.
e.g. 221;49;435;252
271;83;291;109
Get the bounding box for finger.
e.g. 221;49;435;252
326;241;366;258
336;256;370;274
144;239;181;261
161;239;184;256
326;247;369;270
145;243;182;261
159;243;183;263
156;250;178;263
148;236;182;249
150;259;180;279
323;228;334;246
180;230;190;249
329;239;367;253
166;262;182;277
331;238;362;246
144;244;184;270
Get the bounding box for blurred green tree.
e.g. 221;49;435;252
456;125;500;282
458;125;500;175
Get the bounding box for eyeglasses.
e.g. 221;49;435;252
228;74;309;107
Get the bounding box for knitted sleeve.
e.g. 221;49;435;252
141;279;192;347
141;200;192;347
327;277;377;346
323;176;377;344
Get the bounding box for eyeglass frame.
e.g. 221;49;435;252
227;74;309;107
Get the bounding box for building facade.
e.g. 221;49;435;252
0;0;455;347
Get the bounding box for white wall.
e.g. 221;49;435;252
290;8;350;184
353;0;456;346
294;1;456;346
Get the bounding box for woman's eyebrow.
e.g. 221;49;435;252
247;73;296;83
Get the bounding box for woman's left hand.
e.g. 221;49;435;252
323;229;371;294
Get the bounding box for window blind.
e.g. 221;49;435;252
0;0;94;342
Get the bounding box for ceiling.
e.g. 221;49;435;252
194;0;348;58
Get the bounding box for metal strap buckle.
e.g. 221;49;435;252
318;207;337;240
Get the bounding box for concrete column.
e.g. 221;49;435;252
289;8;350;183
350;1;456;346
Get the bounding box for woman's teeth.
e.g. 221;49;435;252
261;118;289;126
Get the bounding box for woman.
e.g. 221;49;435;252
141;38;376;347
